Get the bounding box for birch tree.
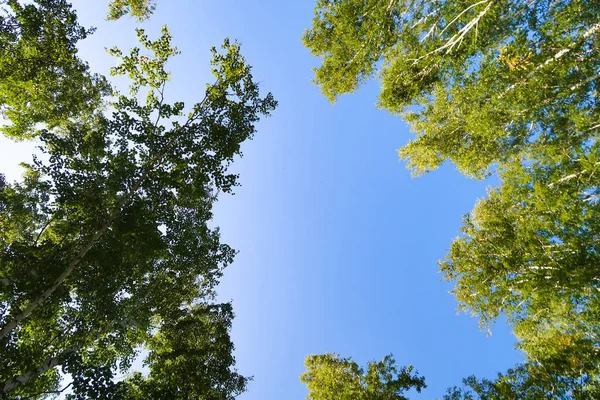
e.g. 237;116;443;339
0;26;276;399
303;0;599;177
0;0;110;139
441;153;600;388
445;363;600;399
304;0;600;390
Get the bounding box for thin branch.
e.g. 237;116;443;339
438;0;490;38
500;21;600;98
33;218;52;246
568;70;600;91
22;381;73;400
413;0;493;62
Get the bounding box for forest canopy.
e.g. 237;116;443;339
304;0;600;396
1;0;599;397
0;1;276;398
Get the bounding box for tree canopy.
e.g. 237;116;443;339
304;0;600;394
301;353;426;400
119;304;248;399
303;0;599;175
0;18;276;400
107;0;157;21
300;355;600;399
441;158;600;382
3;0;600;397
444;362;600;399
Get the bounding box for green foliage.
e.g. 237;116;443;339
303;0;600;177
304;0;600;391
0;0;111;139
302;0;400;103
120;304;248;399
300;353;426;400
440;152;600;388
445;363;600;399
107;0;157;21
0;25;276;399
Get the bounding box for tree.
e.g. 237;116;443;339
300;353;426;400
440;153;600;388
107;0;157;21
303;0;599;177
445;363;600;400
0;25;276;399
0;0;111;139
120;304;248;400
304;0;600;387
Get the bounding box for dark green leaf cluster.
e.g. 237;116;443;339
120;304;248;400
0;23;276;399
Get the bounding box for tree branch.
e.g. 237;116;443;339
501;21;600;98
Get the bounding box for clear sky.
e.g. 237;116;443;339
0;1;523;398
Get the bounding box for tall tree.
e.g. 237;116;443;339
440;154;600;387
0;25;276;399
304;0;600;387
120;304;248;399
303;0;599;177
300;353;426;400
0;0;110;139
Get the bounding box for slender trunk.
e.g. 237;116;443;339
0;223;110;340
0;81;215;340
1;347;77;393
1;316;138;394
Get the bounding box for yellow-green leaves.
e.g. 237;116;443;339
108;26;179;103
304;0;600;177
301;353;426;400
305;0;600;392
107;0;157;21
445;362;600;399
0;0;110;139
302;0;399;103
441;156;600;382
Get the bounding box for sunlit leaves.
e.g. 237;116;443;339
0;0;111;139
304;0;600;177
304;0;600;392
301;353;426;400
107;0;157;21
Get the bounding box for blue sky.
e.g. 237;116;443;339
0;1;523;398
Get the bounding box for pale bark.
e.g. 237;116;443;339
1;317;139;394
0;77;216;357
501;21;600;98
414;0;493;62
1;347;77;393
0;223;111;340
